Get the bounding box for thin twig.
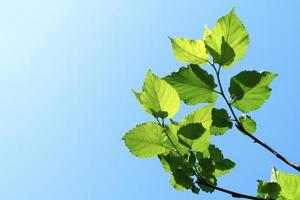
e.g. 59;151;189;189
196;178;268;200
209;62;300;172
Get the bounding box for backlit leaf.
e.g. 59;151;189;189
164;64;217;105
204;7;249;68
123;122;171;158
229;70;277;112
133;70;180;118
170;38;208;65
272;168;300;199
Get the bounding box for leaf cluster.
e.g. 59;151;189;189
122;7;300;200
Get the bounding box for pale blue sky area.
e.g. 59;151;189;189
0;0;299;199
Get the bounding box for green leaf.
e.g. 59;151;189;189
197;145;235;178
159;152;194;191
181;104;213;129
214;159;235;178
164;64;217;105
177;123;207;151
206;37;236;66
180;105;214;153
170;176;186;191
172;169;194;190
203;24;212;40
204;7;249;68
166;124;189;155
133;70;180;118
229;70;277;112
191;184;201;194
159;151;193;176
239;115;256;134
122;122;171;158
199;176;217;193
170;38;208;65
272;168;300;199
256;180;281;199
210;108;233;135
199;158;215;177
209;145;235;177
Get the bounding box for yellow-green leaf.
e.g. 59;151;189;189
272;168;300;200
170;38;208;65
122;122;171;158
204;7;249;68
133;70;180;118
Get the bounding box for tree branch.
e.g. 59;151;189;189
196;178;268;200
209;62;300;172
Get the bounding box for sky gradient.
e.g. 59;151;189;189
0;0;299;199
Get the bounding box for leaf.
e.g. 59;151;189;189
170;176;186;191
158;152;194;191
199;158;215;177
180;105;214;153
256;180;281;199
239;115;256;134
177;123;207;151
170;38;208;65
122;122;171;158
203;24;212;40
210;108;233;135
164;64;217;105
272;168;300;199
206;37;236;66
214;159;235;178
172;169;194;190
133;70;180;118
229;70;277;112
166;124;189;155
180;105;213;151
197;145;235;178
204;7;249;68
191;184;201;194
199;175;217;193
159;151;193;176
181;104;213;129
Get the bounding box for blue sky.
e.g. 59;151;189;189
0;0;299;199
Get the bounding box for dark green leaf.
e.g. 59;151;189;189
210;108;233;135
199;176;217;193
191;184;201;194
172;169;194;190
257;180;281;199
159;152;194;176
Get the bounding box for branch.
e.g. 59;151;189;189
156;117;266;200
196;178;268;200
210;62;300;172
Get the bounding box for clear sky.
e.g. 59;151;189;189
0;0;299;199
